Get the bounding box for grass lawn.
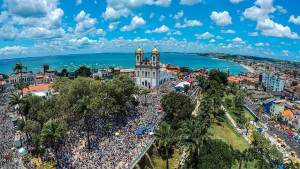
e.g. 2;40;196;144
209;118;257;168
151;149;180;169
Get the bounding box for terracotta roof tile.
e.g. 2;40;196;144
19;84;50;93
282;109;294;119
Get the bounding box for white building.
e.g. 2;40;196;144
262;73;285;92
9;72;35;86
135;47;171;88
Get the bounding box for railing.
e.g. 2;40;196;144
244;105;260;121
127;137;156;169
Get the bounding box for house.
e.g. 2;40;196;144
18;84;52;99
247;90;274;104
120;69;135;78
262;73;285;92
270;100;285;117
282;109;293;124
8;72;35;86
261;98;276;114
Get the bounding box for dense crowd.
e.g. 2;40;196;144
0;80;198;169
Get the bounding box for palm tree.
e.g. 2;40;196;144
13;62;28;96
154;122;176;169
75;96;101;150
235;149;253;169
8;93;32;150
178;118;210;168
254;156;270;169
40;119;67;168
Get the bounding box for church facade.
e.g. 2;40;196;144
134;47;172;88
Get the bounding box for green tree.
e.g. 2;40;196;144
254;156;270;169
197;139;236;169
184;85;190;93
94;75;100;80
13;62;28;96
178;118;210;168
75;96;102;150
208;69;228;86
161;92;195;129
40;119;67;168
75;66;91;77
235;149;253;169
61;68;68;77
154;122;176;169
291;81;298;86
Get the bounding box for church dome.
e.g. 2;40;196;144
152;47;159;54
136;47;143;53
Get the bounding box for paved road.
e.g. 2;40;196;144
244;99;300;157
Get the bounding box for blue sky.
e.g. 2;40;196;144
0;0;299;62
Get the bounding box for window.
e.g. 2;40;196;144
148;71;150;78
142;71;144;77
153;72;155;78
137;71;140;77
137;55;140;62
152;56;155;62
145;71;147;78
142;82;144;86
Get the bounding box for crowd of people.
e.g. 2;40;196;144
1;80;198;169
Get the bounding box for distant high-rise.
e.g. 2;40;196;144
262;73;284;92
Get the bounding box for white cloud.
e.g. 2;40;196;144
256;19;300;39
75;10;97;36
0;24;18;41
194;32;214;39
243;0;299;39
76;0;82;5
108;22;120;31
0;46;28;56
159;15;165;22
102;7;131;20
167;32;172;35
173;31;182;35
221;29;236;34
232;37;245;44
175;18;203;28
120;16;146;31
102;0;171;20
0;11;9;23
209;39;216;43
150;12;154;18
288;15;300;25
96;29;106;36
20;27;65;40
248;32;258;36
276;5;286;14
3;0;59;17
216;36;223;39
174;10;184;20
255;42;269;46
282;50;289;56
210;11;232;26
145;25;169;33
229;0;244;4
180;0;202;5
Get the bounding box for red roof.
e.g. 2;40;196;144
282;109;294;119
19;84;50;93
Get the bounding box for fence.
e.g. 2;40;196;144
127;137;156;169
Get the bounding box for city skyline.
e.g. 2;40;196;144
0;0;300;61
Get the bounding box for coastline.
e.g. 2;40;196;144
240;64;255;73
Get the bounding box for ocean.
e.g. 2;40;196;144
0;53;248;75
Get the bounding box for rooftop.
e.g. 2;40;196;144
19;84;50;94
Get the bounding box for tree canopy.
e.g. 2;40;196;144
75;66;91;77
161;91;195;128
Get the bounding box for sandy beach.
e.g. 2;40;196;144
240;64;255;73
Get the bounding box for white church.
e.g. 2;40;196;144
134;47;172;88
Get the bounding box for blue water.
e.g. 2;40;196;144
0;53;248;75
